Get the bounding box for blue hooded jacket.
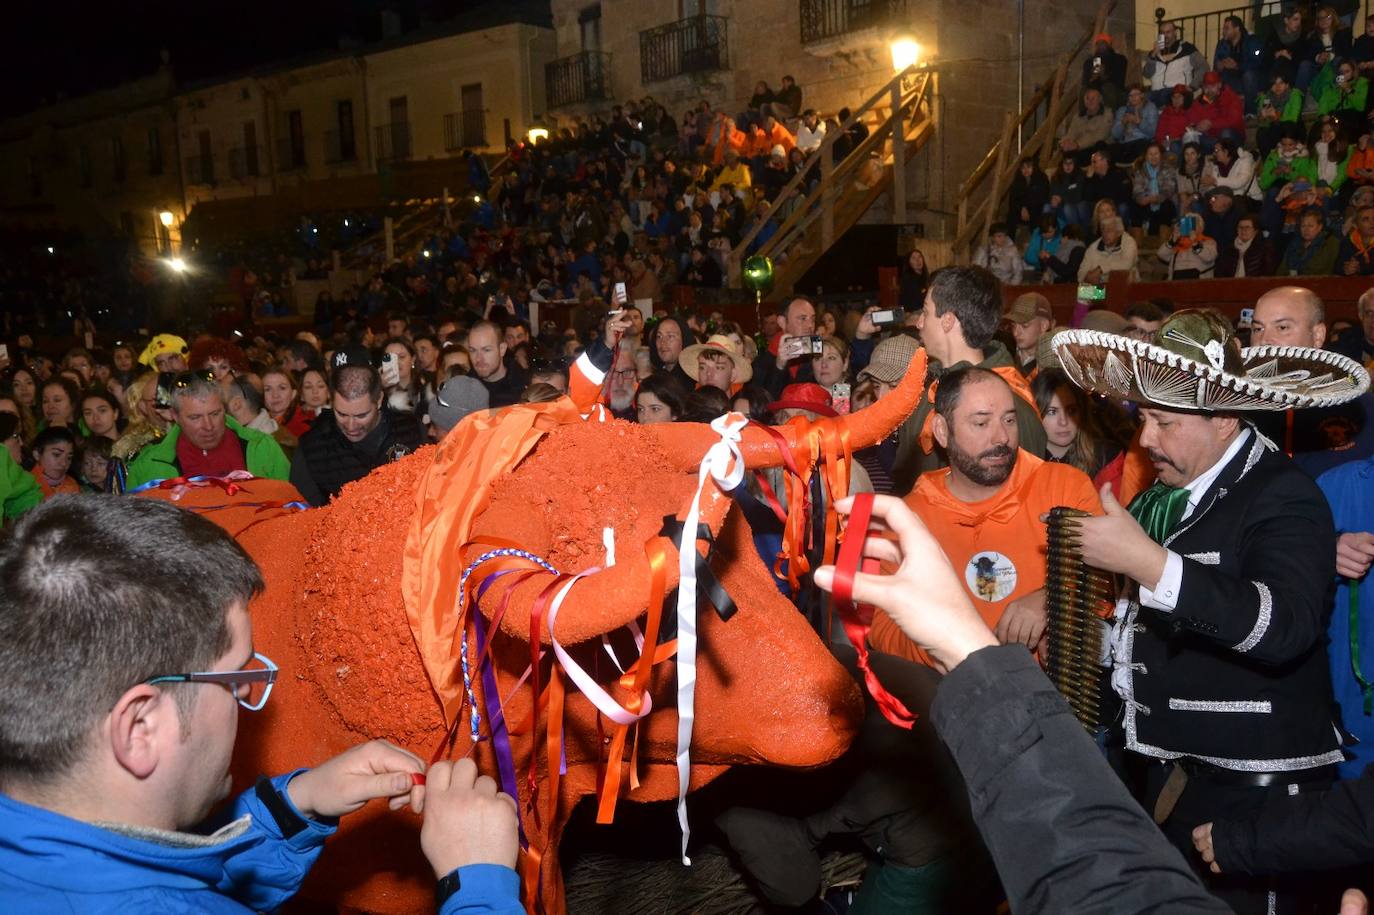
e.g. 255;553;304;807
0;771;522;914
1319;457;1374;780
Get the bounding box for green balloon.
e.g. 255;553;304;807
742;255;774;295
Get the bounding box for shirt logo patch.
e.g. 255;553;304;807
966;551;1017;602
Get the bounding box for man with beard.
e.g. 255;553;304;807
606;342;638;421
890;265;1046;495
719;367;1101;913
870;367;1102;662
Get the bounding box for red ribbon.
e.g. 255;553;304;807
830;492;917;730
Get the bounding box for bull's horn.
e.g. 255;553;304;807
651;347;929;472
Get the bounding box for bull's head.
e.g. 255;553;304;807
156;344;929;915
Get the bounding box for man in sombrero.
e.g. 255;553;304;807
1051;308;1370;914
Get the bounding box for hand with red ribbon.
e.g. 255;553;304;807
814;494;999;676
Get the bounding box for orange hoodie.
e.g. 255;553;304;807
870;450;1102;666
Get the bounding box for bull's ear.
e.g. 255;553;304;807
645;349;928;472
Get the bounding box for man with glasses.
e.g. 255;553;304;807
0;497;522;913
606;342;639;420
122;370;290;491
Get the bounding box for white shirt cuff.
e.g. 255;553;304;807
1139;550;1183;612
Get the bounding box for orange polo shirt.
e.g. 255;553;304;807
870;449;1101;666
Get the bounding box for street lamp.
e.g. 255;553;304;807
890;38;921;72
159;210;175;227
168;257;186;273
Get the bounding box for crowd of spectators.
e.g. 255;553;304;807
981;5;1374;287
8;267;1374;914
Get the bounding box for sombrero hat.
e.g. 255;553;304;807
1051;308;1368;411
681;334;753;384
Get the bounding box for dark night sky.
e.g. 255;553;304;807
0;0;492;117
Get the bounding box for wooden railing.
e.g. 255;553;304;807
725;65;935;293
951;0;1115;262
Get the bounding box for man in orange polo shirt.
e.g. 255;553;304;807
872;366;1102;664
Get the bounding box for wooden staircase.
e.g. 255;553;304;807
950;0;1116;263
726;66;936;297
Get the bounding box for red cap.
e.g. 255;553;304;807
1093;33;1112;45
1171;83;1189;96
767;383;837;418
1202;71;1222;87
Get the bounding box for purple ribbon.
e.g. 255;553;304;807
473;575;529;850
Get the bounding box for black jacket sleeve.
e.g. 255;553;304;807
932;645;1230;914
1163;467;1336;665
1213;765;1374;875
289;447;326;508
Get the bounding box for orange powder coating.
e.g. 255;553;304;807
139;409;877;914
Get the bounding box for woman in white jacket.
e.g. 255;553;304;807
1200;138;1260;203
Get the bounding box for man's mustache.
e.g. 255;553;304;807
1147;449;1181;471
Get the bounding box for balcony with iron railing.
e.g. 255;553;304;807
801;0;909;45
640;15;728;84
227;146;262;180
324;129;358;164
1153;2;1282;65
276;137;307;172
185;154;215;186
546;51;612;108
375;122;412;162
443;110;487;151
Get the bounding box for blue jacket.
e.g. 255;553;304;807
0;772;523;914
1110;101;1159;144
1319;458;1374;779
1023;227;1065;267
1213;32;1265;74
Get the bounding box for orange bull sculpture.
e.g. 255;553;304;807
140;350;927;914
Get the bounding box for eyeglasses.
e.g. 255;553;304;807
147;651;278;711
611;368;638;379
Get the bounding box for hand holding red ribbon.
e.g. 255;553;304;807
815;494;999;682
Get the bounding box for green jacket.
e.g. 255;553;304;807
891;341;1048;496
0;448;40;520
124;417;290;490
1259;151;1318;192
1318;77;1369;117
1279;230;1341;277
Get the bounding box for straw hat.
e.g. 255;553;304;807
680;334;753;384
1051;309;1368;411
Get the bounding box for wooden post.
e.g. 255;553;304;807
891;80;907;225
821;137;834;252
384;216;394;262
1039;63;1069;171
981;112;1017;246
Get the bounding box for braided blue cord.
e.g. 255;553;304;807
457;549;560;741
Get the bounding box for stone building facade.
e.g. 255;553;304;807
542;0;1135;238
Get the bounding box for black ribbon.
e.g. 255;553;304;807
659;514;738;622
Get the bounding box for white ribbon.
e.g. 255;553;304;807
675;412;747;865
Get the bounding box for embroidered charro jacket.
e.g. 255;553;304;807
1111;431;1344;771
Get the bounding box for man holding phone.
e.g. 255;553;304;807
753;296;819;398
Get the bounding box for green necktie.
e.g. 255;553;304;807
1127;482;1191;543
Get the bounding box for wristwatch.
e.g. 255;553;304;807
435;868;463;908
